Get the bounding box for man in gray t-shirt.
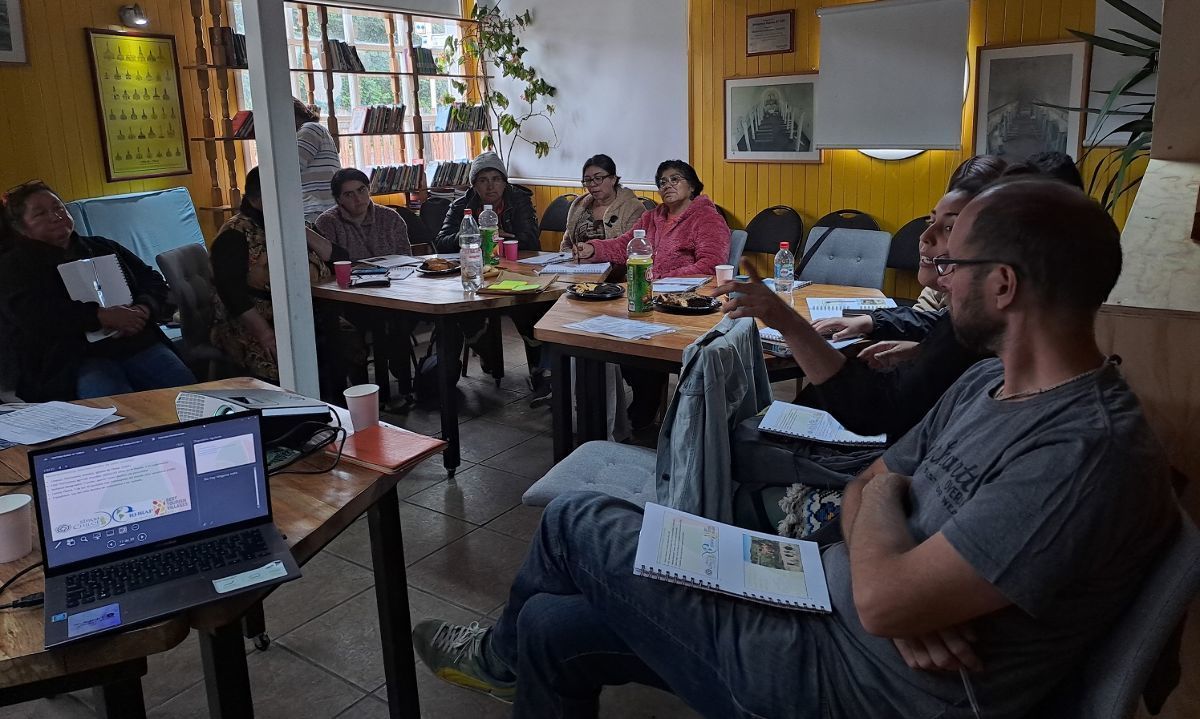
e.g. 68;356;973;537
408;179;1181;719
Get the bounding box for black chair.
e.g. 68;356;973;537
812;209;881;231
389;205;434;249
639;197;657;212
714;204;732;225
539;193;576;233
887;217;926;273
419;196;452;238
744;205;805;256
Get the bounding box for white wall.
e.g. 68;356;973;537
1086;0;1161;146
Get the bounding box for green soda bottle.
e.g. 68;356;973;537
479;204;500;265
627;229;653;315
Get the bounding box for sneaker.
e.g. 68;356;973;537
412;620;516;703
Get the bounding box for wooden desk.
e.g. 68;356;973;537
533;283;885;458
0;379;446;718
311;252;607;475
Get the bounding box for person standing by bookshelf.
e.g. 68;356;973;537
294;99;343;222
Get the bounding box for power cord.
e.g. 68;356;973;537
0;477;30;487
265;414;347;476
0;561;44;610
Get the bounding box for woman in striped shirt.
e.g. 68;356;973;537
293;99;343;222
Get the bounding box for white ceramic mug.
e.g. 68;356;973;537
0;493;33;564
343;384;380;431
715;264;735;284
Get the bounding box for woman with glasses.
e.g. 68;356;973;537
315;167;411;260
0;181;196;401
574;159;729;279
559;154;647;251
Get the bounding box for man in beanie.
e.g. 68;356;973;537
434;151;539;253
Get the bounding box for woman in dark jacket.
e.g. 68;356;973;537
0;181;195;401
433;152;539;252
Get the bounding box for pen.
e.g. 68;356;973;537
959;668;983;719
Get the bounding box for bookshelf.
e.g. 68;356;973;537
185;2;492;221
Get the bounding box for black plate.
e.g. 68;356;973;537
567;283;625;301
653;296;723;314
415;261;461;276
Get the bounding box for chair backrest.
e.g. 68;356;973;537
419;196;451;237
797;227;892;289
389;204;434;248
813;208;881;232
728;229;748;269
887;217;927;272
1033;513;1200;719
744;205;805;255
155;244;217;352
539;193;577;232
65;187;205;273
639;196;657;212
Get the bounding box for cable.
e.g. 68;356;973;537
0;561;43;599
265;414;347;476
0;478;31;487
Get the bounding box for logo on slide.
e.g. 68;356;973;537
54;512;112;535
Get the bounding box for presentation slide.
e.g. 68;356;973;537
44;447;193;541
193;433;257;475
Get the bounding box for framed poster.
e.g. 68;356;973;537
974;41;1090;163
0;0;27;64
86;29;192;182
726;73;820;163
747;10;793;57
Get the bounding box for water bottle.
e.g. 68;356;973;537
627;229;653;315
479;204;500;265
774;241;795;293
459;209;483;292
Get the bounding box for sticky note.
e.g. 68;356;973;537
212;560;289;594
68;603;122;638
489;280;522;290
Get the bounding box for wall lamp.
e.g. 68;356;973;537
119;4;149;28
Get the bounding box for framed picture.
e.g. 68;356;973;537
726;73;820;163
747;10;794;57
86;29;192;182
974;41;1090;163
0;0;27;64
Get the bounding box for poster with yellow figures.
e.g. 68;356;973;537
87;29;191;181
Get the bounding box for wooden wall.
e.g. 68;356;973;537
0;1;220;233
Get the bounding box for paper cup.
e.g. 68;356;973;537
715;264;735;284
0;493;33;564
343;383;380;430
502;240;519;261
334;261;352;289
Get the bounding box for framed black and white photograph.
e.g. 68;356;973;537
0;0;27;64
974;41;1089;163
726;73;819;163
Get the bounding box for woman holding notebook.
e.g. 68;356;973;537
0;181;195;401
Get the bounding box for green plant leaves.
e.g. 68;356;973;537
1102;0;1162;35
1068;29;1155;57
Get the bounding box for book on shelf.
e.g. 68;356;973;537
434;103;488;132
409;47;438;74
368;164;425;194
634;503;832;613
208;26;248;68
328;39;366;72
230;110;254;139
425;160;470;188
350;104;406;134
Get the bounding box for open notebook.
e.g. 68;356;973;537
634;503;831;613
758;401;887;446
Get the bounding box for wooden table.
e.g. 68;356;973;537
533;283;886;459
0;379;446;718
312;252;607;476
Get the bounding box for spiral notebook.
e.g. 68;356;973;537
633;503;831;613
758;401;887;447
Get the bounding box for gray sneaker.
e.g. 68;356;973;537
411;620;516;703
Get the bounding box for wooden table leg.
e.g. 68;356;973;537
435;317;462;476
550;347;573;461
200;621;253;718
368;485;421;719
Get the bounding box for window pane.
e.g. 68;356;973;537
360;49;391;73
358;77;395;106
327;11;346;41
230;2;245;33
306;9;321;40
353;15;389;45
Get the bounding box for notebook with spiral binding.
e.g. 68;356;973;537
758;401;887;447
633;503;831;613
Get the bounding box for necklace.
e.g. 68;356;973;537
993;360;1108;401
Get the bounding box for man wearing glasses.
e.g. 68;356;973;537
411;178;1180;719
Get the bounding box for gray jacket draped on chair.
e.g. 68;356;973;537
656;316;773;523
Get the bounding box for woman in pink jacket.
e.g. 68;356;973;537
576;160;731;429
574;160;729;278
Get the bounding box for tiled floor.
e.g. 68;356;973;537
10;325;700;719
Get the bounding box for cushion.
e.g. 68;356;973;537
799;227;892;289
522;441;656;507
66;187;205;273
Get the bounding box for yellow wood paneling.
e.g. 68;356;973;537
0;2;220;233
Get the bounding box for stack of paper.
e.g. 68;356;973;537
652;277;710;293
518;252;573;266
0;402;125;447
541;262;612;275
806;297;897;321
564;316;677;340
760;327;862;352
758;401;886;446
361;255;422;269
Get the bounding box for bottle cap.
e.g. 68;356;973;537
779;242;789;250
633;229;646;238
463;209;473;216
483;204;492;210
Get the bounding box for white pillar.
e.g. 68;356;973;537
242;0;321;397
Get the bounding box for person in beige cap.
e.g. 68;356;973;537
433;151;539;253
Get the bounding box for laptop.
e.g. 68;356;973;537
28;411;302;648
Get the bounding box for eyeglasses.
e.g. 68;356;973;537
475;175;505;186
3;179;50;202
656;174;687;190
933;256;1021;277
581;173;611;187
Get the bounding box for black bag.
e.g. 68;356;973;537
413;337;441;402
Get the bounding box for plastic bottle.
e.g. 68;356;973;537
459;209;483;292
774;241;795;293
627;229;653;315
479;204;500;265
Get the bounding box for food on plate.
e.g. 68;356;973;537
653;292;714;308
573;283;598;293
421;257;459;272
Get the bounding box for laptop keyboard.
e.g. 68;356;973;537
63;529;272;609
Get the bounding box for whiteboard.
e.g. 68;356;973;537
488;0;688;186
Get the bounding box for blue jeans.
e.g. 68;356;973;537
487;492;843;719
76;343;197;399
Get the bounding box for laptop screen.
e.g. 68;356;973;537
30;413;269;572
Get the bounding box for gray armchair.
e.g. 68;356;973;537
156;244;238;381
798;227;892;290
